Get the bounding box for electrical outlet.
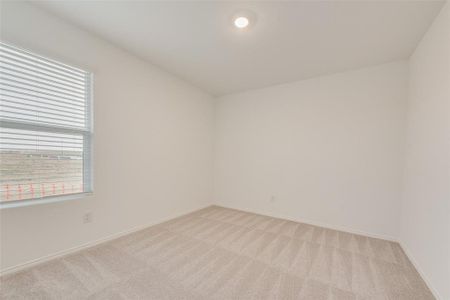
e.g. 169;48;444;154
83;212;92;224
270;195;276;203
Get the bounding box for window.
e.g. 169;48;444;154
0;43;93;207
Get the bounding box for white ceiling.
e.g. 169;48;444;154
35;1;444;96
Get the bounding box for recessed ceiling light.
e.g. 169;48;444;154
234;17;249;28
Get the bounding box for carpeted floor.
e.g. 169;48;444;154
0;206;434;299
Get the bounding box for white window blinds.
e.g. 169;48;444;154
0;43;93;205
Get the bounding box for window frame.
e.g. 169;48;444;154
0;43;93;209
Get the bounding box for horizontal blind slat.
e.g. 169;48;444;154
1;64;85;89
0;56;86;86
1;107;85;122
1;78;85;102
0;54;85;84
0;115;85;129
1;102;85;119
1;92;86;113
0;84;86;109
1;131;83;141
0;50;85;80
0;69;85;95
1;44;85;74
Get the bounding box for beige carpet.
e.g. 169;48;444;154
0;206;434;299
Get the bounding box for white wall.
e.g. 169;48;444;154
400;3;450;299
214;61;408;240
0;2;214;271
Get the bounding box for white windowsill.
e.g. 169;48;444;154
0;192;93;209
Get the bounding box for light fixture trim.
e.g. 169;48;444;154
234;16;249;28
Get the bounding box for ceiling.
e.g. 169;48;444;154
35;1;444;96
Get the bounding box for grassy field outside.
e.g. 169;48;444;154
0;150;83;202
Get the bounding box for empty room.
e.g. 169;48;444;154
0;1;449;299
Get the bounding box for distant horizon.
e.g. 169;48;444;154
0;150;83;202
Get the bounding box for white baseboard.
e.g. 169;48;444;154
213;204;398;242
0;204;213;277
398;241;442;300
